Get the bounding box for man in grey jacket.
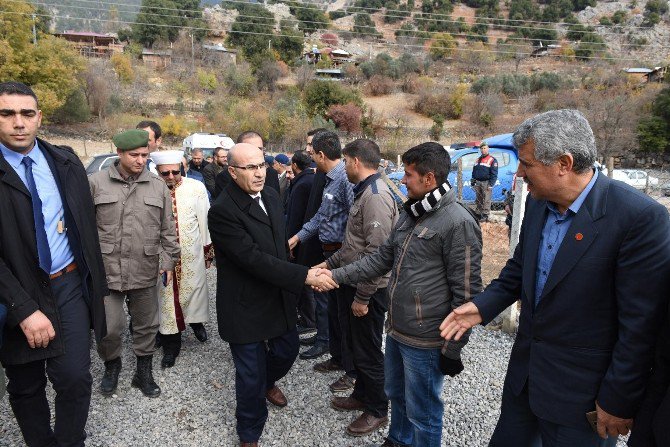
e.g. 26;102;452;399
316;139;398;437
316;142;483;447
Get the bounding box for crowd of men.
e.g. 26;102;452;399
0;80;669;447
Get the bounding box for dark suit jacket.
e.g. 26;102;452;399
295;170;326;268
0;138;108;366
629;302;670;447
286;169;315;237
213;168;231;200
208;181;308;344
265;166;280;193
473;174;670;429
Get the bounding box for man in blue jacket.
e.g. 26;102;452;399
441;109;670;447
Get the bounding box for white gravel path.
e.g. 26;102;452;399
0;270;627;446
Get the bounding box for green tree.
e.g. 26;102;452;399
286;1;329;33
612;10;627;24
273;20;304;65
0;0;85;118
228;4;275;60
637;116;668;153
353;13;382;38
429;33;457;60
132;0;204;47
302;81;361;117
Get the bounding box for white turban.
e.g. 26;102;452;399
151;150;184;166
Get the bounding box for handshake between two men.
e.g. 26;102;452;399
304;263;376;319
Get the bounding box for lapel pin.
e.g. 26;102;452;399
575;233;584;241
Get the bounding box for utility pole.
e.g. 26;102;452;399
32;13;37;45
190;31;195;73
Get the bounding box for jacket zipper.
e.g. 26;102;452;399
387;216;426;329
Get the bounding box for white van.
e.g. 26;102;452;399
182;133;235;159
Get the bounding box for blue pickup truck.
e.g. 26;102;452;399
388;133;518;206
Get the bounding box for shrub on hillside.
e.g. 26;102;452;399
366;75;395;96
637;116;669;153
467;92;504;129
329;10;347;20
327;102;363;133
111;53;134;85
159;115;191;138
401;74;419;93
223;64;257;97
414;84;468;119
52;88;91;124
472;74;531;97
303;81;362;117
530;72;564;92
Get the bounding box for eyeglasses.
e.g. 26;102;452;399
159;170;181;176
231;163;266;171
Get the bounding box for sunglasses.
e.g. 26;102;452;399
159;170;181;176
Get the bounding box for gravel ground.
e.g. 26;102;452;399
0;270;627;446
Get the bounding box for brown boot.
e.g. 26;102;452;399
240;442;258;447
346;412;388;436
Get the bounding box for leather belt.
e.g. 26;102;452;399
49;262;78;280
321;242;342;252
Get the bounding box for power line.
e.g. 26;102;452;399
25;0;666;34
4;9;657;62
20;0;670;51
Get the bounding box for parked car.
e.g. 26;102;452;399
85;153;156;176
611;169;659;190
388;133;518;207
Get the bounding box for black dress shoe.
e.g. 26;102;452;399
299;343;329;360
190;323;208;342
161;352;176;368
300;335;316;346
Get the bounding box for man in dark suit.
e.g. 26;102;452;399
0;81;108;446
628;301;670;447
286;150;316;333
441;109;670;447
208;143;335;447
213;131;279;199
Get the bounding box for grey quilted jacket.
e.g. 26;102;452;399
332;188;483;358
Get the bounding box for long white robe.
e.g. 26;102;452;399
159;178;212;335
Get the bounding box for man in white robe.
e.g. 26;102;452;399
152;150;214;368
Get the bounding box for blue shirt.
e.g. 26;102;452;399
297;160;355;244
535;169;598;306
0;142;74;274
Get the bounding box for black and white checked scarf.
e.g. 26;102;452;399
403;182;450;219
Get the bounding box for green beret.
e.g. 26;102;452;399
113;129;149;151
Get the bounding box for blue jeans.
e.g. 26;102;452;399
489;380;618;447
385;335;445;447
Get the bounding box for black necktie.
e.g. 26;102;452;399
22;156;52;274
254;196;267;215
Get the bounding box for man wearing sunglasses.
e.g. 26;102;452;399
151;150;213;368
89;129;181;399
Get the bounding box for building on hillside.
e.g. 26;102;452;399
624;67;654;83
53;31;124;58
646;66;668;83
142;49;172;69
315;68;344;80
201;43;237;68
